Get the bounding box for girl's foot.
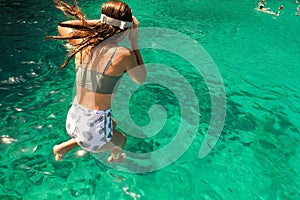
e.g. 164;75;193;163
52;139;78;161
108;153;126;163
53;145;65;161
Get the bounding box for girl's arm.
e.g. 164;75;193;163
126;16;146;84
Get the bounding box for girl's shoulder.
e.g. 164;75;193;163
114;46;133;60
116;46;131;54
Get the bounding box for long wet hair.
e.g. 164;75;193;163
46;0;132;69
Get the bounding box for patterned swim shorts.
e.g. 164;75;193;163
66;98;113;153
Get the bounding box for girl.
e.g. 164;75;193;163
47;0;146;163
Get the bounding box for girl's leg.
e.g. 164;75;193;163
53;119;126;163
97;118;127;163
96;130;127;163
107;129;127;163
53;138;78;161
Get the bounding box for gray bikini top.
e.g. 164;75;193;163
76;47;123;94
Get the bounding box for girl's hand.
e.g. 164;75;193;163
129;16;139;48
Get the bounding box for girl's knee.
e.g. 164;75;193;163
123;133;127;145
112;119;117;129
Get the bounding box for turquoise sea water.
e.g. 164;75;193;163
1;0;300;199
